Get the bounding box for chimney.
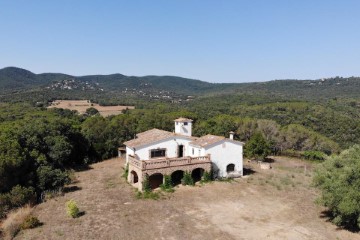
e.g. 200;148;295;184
229;131;235;140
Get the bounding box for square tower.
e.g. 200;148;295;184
174;118;193;136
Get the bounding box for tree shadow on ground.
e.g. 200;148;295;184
73;164;93;172
63;186;82;193
243;167;256;176
77;211;86;218
264;157;275;163
320;210;359;233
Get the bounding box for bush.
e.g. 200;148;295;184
65;200;80;218
201;171;212;183
85;107;99;116
142;175;151;193
37;166;70;191
1;205;32;240
20;215;41;230
0;186;35;219
160;175;174;192
302;151;326;161
181;171;194;186
313;145;360;229
8;186;35;208
136;190;160;200
245;132;271;160
122;163;129;179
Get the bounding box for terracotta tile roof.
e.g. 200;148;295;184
124;128;196;148
174;117;193;122
124;129;173;148
189;134;225;147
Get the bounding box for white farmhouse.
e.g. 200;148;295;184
123;118;244;190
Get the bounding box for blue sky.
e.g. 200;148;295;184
0;1;359;83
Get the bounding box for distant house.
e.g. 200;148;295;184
122;118;244;190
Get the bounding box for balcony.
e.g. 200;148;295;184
128;155;211;171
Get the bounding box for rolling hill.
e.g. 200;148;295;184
1;66;360;102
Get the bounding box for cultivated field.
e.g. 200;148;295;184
15;157;360;240
48;100;135;117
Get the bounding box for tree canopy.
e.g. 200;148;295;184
244;132;271;160
313;145;360;229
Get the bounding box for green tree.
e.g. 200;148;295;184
245;132;271;160
85;107;99;116
313;145;360;229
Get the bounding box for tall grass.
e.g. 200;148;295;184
1;205;32;240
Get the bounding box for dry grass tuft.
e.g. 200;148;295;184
1;205;33;240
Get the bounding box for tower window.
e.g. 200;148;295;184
184;122;188;126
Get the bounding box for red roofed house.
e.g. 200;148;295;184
123;118;244;190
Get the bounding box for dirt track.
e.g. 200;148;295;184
15;157;360;240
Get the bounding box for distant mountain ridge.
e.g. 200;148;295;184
1;66;360;100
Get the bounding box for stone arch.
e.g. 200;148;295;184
226;163;235;173
192;168;204;182
130;170;139;183
148;173;164;190
171;170;184;186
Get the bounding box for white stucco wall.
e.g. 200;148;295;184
175;122;192;136
189;145;205;157
131;137;193;161
126;146;135;164
204;140;243;178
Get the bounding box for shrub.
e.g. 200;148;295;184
85;107;99;116
0;186;35;219
142;175;151;193
37;166;70;191
313;145;360;229
160;175;174;192
302;151;326;161
122;163;129;179
1;205;32;240
20;215;41;230
8;186;35;208
181;171;194;186
135;189;160;200
201;171;212;183
65;200;80;218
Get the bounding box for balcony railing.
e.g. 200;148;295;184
128;155;211;171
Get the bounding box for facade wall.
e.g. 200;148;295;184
204;140;243;178
189;145;205;157
132;137;192;161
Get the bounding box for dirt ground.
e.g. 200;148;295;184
15;157;360;240
47;100;134;116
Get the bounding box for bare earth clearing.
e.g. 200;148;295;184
16;157;360;240
47;100;135;117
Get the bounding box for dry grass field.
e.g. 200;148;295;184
14;157;360;240
47;100;134;117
